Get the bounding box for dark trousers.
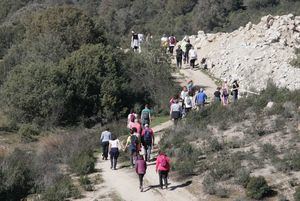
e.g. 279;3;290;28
110;148;119;169
159;170;169;188
190;59;196;68
233;90;238;102
169;46;174;54
176;57;182;68
138;174;145;187
102;141;109;159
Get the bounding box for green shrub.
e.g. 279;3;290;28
203;174;217;195
69;151;96;175
42;176;80;201
79;176;94;191
246;176;271;199
18;124;40;143
294;187;300;201
0;149;34;201
235;168;250;187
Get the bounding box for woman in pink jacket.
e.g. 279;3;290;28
156;151;171;189
135;155;147;192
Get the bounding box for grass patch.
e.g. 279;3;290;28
151;115;170;127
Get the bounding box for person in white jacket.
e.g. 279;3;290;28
189;46;198;69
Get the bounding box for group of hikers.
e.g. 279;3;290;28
169;78;240;123
100;104;171;192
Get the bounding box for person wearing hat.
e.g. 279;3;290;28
141;124;154;162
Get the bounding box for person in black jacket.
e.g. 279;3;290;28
176;45;183;68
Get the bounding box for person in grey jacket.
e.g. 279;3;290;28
100;128;111;160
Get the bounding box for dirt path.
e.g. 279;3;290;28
81;64;217;201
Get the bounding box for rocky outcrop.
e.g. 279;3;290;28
187;14;300;91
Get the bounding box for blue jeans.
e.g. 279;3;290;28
144;144;152;161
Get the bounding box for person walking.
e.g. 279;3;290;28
100;128;111;160
232;79;239;103
127;109;137;128
214;87;222;103
185;39;192;65
129;118;142;134
189;46;197;69
131;31;139;52
175;45;183;68
187;80;194;93
170;99;182;125
125;128;139;168
156;151;171;189
195;88;207;110
135;155;147;192
184;91;193;115
169;34;177;54
222;79;229;106
141;104;151;127
141;124;154;162
161;34;169;53
181;38;188;64
109;134;122;170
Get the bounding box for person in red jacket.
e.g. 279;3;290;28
156;151;171;189
135;155;147;192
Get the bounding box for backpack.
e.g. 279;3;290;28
223;88;228;96
161;156;168;168
129;135;138;152
186;97;192;106
170;36;176;44
142;110;150;120
130;114;135;122
144;129;152;145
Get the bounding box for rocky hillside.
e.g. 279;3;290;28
188;14;300;91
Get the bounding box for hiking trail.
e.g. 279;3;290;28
81;62;217;201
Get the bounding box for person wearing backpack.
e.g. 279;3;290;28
109;134;122;170
195;88;207;110
169;35;177;54
125;128;139;168
141;104;151;127
156;151;171;189
135;155;147;192
170;99;182;125
100;128;112;160
184;91;193;114
214;87;222;103
141;124;154;162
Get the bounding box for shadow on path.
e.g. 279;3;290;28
169;180;192;191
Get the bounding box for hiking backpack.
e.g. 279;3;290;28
186;97;192;106
170;36;176;44
130;113;135;122
129;135;138;152
144;129;152;145
142;111;150;120
223;88;228;96
161;156;169;168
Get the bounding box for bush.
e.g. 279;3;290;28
294;187;300;201
69;151;96;175
42;176;80;201
246;176;271;199
79;176;94;191
0;149;34;201
235;168;250;187
203;174;217;195
18;124;40;143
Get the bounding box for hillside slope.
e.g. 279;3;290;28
187;14;300;91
